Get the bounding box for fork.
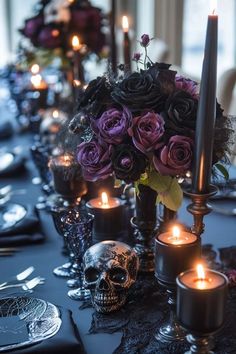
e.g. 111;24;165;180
0;277;45;292
0;266;35;288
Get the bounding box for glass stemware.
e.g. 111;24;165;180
51;206;74;278
62;209;93;301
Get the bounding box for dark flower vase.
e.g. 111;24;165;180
131;184;158;273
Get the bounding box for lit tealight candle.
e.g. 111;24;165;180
158;226;198;245
30;64;40;75
52;110;59;119
176;264;228;334
86;192;125;242
155;226;201;285
122;15;131;70
49;154;87;199
30;74;48;90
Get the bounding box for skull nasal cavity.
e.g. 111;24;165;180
98;278;109;290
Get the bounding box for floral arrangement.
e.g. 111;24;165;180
71;34;230;211
19;0;106;67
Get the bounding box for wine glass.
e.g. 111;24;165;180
62;209;94;300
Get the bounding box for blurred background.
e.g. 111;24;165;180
0;0;235;78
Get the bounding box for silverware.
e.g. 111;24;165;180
0;266;35;288
0;187;26;206
0;277;45;292
0;185;12;196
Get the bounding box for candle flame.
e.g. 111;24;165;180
196;264;205;280
73;79;81;87
210;0;217;15
101;192;109;206
31;74;42;88
30;64;40;75
172;226;180;240
52;110;59;118
72;35;80;51
122;16;129;32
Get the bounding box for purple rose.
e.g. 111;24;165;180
37;26;62;49
153;135;193;176
132;52;142;62
21;15;43;39
77;140;112;181
128;112;165;153
140;34;151;47
93;107;131;144
175;75;199;99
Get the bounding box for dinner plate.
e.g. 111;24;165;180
0;296;61;352
0;204;27;231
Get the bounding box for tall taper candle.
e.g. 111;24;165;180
122;16;131;70
110;0;117;75
192;1;218;193
72;35;85;84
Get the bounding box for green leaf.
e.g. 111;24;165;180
156;178;183;211
148;170;173;193
137;170;183;211
214;163;229;180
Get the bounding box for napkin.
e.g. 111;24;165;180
2;307;86;354
0;121;14;140
0;204;45;246
0;153;26;177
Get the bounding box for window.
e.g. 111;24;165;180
182;0;236;79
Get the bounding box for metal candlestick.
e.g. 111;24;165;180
155;282;186;342
185;185;218;236
185;333;215;354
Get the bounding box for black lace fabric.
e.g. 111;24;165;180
81;245;236;354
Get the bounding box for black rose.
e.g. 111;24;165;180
111;71;168;114
146;62;177;94
111;63;177;114
111;144;148;183
162;90;198;138
78;76;112;118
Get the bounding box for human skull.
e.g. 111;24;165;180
83;241;139;313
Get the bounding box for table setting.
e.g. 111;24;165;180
0;0;236;353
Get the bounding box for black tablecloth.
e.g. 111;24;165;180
1;104;236;354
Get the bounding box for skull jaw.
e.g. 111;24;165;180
90;290;127;313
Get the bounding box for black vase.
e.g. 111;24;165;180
131;184;158;273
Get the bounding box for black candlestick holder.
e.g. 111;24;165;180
184;185;218;236
155;280;186;342
184;333;215;354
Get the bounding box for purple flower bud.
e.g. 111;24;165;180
132;52;142;62
140;34;150;47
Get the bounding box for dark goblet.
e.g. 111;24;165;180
62;209;94;301
51;206;75;278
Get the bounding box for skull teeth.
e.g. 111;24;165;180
94;293;119;305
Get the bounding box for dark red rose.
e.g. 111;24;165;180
21;15;44;39
37;26;62;49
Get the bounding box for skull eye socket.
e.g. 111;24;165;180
109;267;127;283
84;267;100;282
